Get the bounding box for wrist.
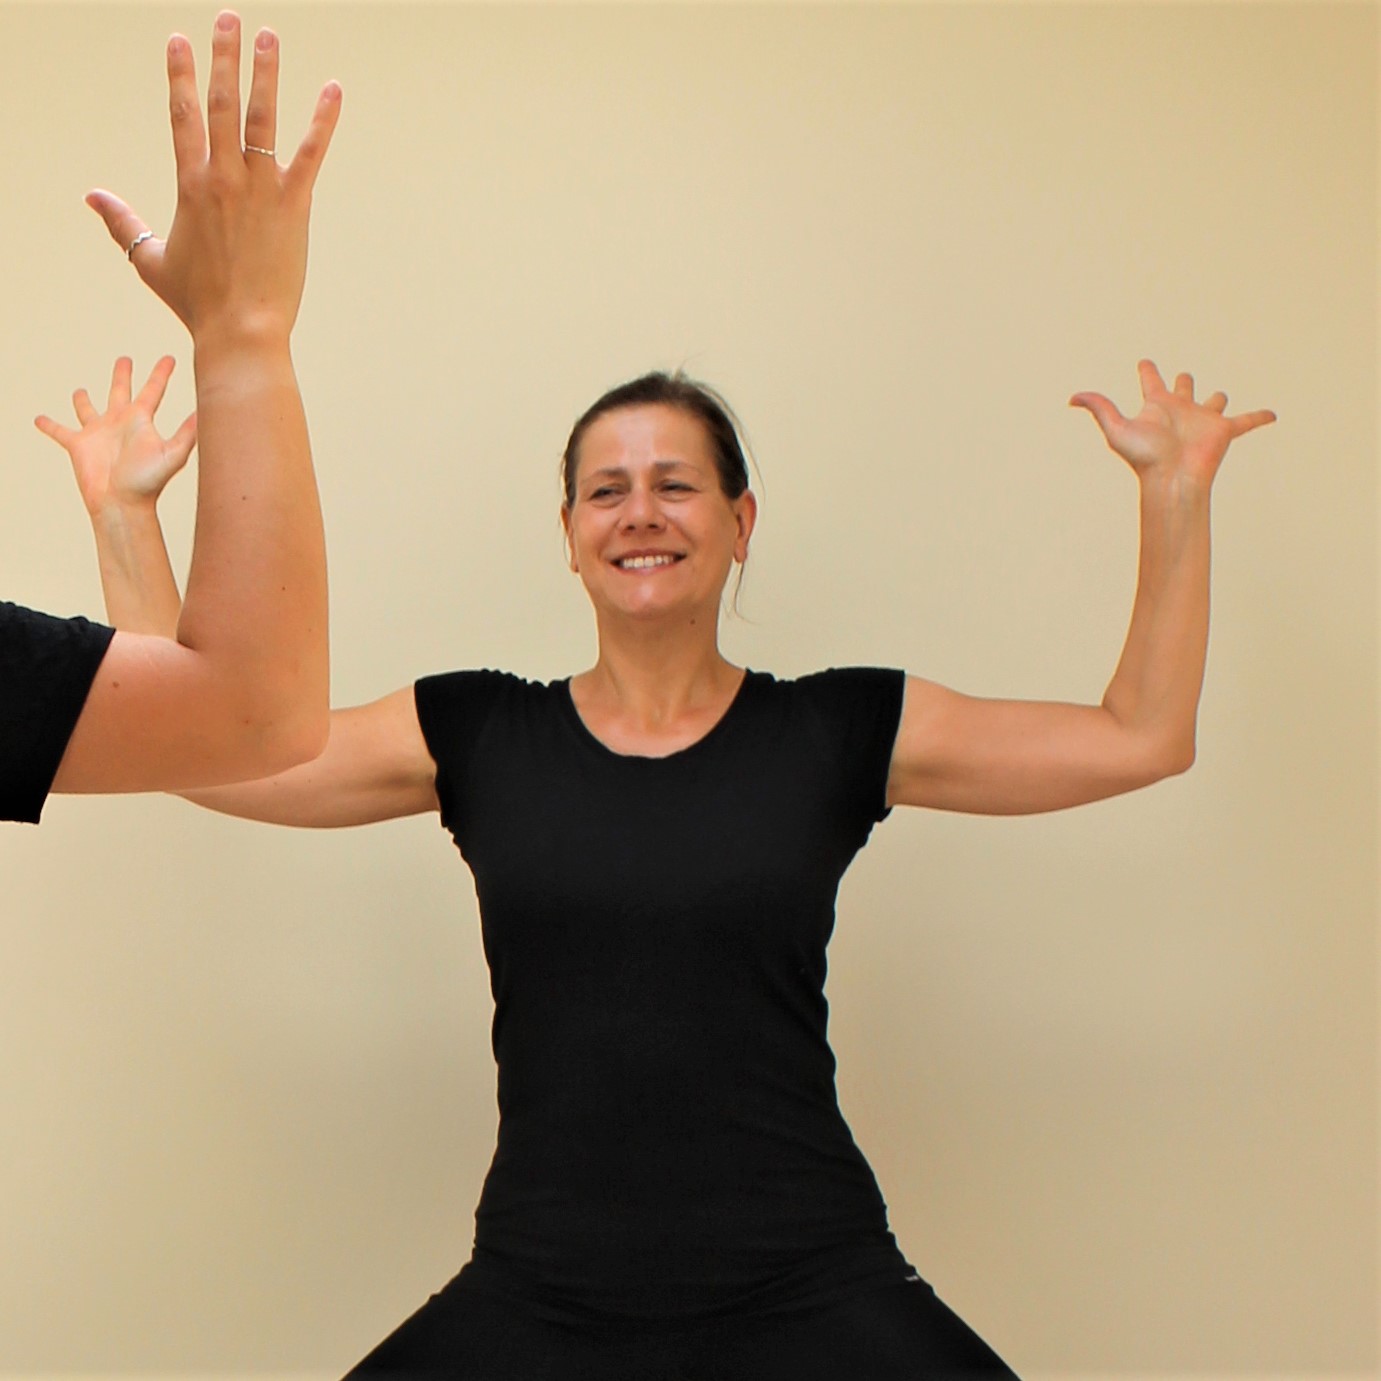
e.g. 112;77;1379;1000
192;319;295;368
193;332;298;400
1137;466;1213;511
89;493;163;527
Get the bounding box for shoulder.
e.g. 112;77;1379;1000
412;668;569;756
787;665;906;696
754;666;906;718
0;600;115;726
1;600;115;663
414;668;564;714
0;602;115;824
740;666;905;757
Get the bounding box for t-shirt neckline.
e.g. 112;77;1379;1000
558;668;759;763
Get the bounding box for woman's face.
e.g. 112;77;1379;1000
561;403;755;625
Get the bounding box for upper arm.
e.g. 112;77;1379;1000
176;685;439;828
885;676;1187;815
51;630;324;795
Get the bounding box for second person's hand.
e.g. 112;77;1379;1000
86;10;342;346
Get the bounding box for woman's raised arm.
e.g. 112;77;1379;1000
886;360;1275;815
47;14;341;794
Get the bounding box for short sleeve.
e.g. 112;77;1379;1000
0;601;115;824
791;667;905;827
413;669;521;838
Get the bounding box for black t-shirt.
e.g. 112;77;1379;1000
413;666;916;1321
0;601;114;823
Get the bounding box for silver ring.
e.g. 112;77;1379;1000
244;143;276;158
126;230;155;260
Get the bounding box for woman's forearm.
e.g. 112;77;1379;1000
89;502;183;637
1099;471;1211;775
177;334;328;732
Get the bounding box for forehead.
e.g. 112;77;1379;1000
577;403;715;475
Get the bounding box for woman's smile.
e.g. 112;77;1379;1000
613;551;685;571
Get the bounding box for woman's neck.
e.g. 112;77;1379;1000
572;618;742;738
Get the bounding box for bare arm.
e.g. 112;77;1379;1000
48;15;342;794
39;365;432;823
49;430;438;822
37;356;192;639
179;688;441;828
886;361;1276;815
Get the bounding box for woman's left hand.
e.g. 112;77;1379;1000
1070;359;1275;488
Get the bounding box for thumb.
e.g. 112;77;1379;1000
86;189;164;287
34;414;76;450
1069;391;1126;444
170;411;199;465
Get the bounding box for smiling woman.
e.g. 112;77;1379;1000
58;341;1276;1377
562;371;756;632
564;392;753;637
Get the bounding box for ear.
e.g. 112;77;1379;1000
732;490;757;564
560;504;579;572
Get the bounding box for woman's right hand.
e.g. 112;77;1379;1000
35;356;195;519
85;11;342;345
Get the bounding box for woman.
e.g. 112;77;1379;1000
57;360;1273;1376
3;14;340;823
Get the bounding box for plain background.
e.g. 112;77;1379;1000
1;2;1376;1377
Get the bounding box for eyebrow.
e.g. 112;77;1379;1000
583;460;699;483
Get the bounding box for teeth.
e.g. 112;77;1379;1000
618;554;678;569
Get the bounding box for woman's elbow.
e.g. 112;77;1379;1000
1144;732;1196;784
1108;731;1195;797
230;680;331;778
264;707;330;774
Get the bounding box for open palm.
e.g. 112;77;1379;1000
36;356;196;516
1071;359;1275;487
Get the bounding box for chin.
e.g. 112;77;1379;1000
597;590;714;624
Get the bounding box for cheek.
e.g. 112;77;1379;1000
566;512;608;572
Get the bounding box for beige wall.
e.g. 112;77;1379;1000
1;2;1375;1376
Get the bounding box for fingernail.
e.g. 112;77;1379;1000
256;29;276;51
217;11;237;32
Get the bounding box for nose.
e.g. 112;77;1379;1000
620;481;665;531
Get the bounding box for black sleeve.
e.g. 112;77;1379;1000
413;669;519;838
792;667;906;827
0;601;116;824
